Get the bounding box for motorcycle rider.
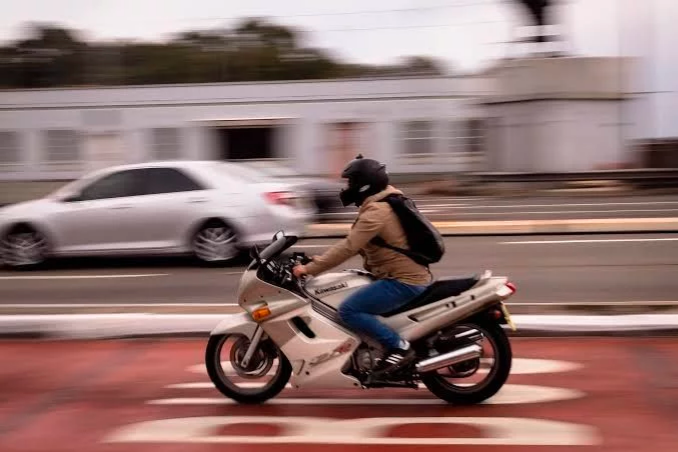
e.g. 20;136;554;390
293;155;433;376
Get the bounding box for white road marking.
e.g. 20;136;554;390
148;384;585;406
502;238;678;245
2;302;239;308
187;357;581;376
188;361;277;376
0;273;169;280
444;209;678;216
416;203;468;208
458;201;678;209
292;244;331;249
511;301;678;307
104;415;599;445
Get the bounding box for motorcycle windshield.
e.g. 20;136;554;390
258;233;298;262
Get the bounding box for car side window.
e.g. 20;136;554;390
78;170;145;201
143;168;205;195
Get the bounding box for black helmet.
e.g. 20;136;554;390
339;154;389;207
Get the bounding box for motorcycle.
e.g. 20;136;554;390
205;231;518;405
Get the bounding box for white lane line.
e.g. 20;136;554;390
502;238;678;245
415;203;468;208
323;208;441;216
149;384;585;406
0;273;169;280
456;201;678;209
293;244;331;249
441;209;678;216
2;303;239;308
510;301;678;306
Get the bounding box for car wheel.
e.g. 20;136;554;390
192;221;240;265
1;224;49;270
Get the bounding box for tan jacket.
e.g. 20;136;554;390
305;185;433;286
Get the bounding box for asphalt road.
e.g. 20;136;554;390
1;233;676;314
320;193;678;222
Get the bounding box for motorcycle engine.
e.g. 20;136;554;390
354;347;376;372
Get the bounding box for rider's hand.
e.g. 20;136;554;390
292;264;308;278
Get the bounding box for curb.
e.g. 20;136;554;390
1;313;678;340
304;218;678;237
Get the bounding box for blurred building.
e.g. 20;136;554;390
0;56;642;192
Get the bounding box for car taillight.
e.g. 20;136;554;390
264;191;295;207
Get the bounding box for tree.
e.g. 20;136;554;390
0;18;447;88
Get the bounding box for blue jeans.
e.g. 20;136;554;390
338;279;428;350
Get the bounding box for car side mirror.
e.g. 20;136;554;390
273;230;285;241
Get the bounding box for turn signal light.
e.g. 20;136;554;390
252;307;271;321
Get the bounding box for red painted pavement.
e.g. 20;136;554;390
0;337;676;452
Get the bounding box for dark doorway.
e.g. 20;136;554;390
217;127;275;160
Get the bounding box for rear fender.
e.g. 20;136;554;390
210;312;258;338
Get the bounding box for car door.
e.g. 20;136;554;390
126;167;210;249
48;168;147;252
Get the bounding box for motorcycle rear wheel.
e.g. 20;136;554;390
420;320;512;405
205;333;292;404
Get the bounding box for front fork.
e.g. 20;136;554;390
240;325;264;369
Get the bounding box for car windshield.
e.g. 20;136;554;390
238;161;300;178
46;174;99;199
211;162;271;183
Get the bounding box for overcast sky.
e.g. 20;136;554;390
0;0;672;76
1;0;676;135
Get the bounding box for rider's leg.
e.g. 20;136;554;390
338;278;427;373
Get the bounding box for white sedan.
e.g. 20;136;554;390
0;160;316;269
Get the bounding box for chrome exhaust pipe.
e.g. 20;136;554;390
415;344;482;374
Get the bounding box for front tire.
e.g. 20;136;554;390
420;320;512;405
205;333;292;404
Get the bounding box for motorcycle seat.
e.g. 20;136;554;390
380;275;482;318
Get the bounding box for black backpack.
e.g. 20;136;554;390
370;194;445;266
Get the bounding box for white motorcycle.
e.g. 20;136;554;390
205;231;518;405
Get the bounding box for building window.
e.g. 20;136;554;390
448;120;467;154
466;118;486;154
401;120;434;158
448;119;486;154
44;129;81;170
0;131;21;171
151;128;181;160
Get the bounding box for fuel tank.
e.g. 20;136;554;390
304;270;373;310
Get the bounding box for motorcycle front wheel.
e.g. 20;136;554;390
205;333;292;404
420;320;512;405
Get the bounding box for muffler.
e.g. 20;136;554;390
415;344;482;374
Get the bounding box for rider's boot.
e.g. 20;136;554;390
371;339;416;378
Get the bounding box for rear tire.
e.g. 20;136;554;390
0;224;49;270
191;220;240;266
205;333;292;404
420;320;512;405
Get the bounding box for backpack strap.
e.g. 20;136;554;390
369;194;431;267
370;235;430;267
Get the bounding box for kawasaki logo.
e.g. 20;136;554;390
314;282;348;296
